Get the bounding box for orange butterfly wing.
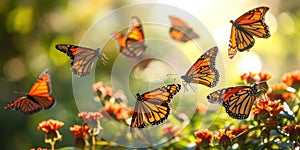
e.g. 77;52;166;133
130;84;181;130
181;47;219;88
55;44;101;77
112;16;146;58
4;70;55;114
207;83;260;119
169;15;199;42
228;6;270;59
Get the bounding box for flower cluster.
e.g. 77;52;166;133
32;72;300;149
194;130;213;149
99;101;133;120
282;70;300;91
241;71;272;84
37;119;64;150
283;124;300;142
70;124;90;148
267;83;295;101
194;129;236;149
252;99;284;123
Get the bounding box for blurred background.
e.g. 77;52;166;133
0;0;299;149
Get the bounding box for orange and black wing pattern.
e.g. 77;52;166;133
207;83;261;119
169;15;199;42
130;84;181;130
228;6;271;59
4;70;55;114
55;44;101;77
181;47;219;88
112;16;146;58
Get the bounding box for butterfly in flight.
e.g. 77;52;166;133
168;15;199;42
112;16;147;58
130;84;181;131
228;6;271;59
55;44;107;77
4;70;55;114
181;47;219;90
207;82;266;119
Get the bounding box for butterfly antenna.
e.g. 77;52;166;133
166;73;180;82
13;91;27;95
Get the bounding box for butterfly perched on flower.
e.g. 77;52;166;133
207;82;267;119
228;6;271;59
130;84;181;131
169;15;199;42
55;44;107;77
112;16;147;58
181;47;219;90
4;70;55;114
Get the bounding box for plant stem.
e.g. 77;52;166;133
92;135;95;150
50;142;55;150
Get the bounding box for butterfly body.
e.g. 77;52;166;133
55;44;102;77
228;6;270;59
207;83;261;119
130;84;181;130
181;47;219;89
112;16;146;58
4;70;55;114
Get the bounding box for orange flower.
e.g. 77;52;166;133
161;123;181;137
70;124;90;138
93;81;114;101
282;70;300;90
194;130;213;149
252;99;284;121
37;119;64;148
231;125;248;144
78;112;102;129
70;124;90;148
38;119;64;133
258;72;272;82
30;148;47;150
283;123;300;141
252;99;270;120
267;83;295;101
231;125;248;136
241;72;258;84
215;129;235;149
268;100;284;116
99;102;132;120
241;72;271;84
93;81;105;94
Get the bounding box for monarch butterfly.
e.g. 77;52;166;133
4;70;55;114
130;84;181;130
112;16;147;58
228;6;271;59
55;44;106;77
169;15;199;42
181;47;219;90
207;82;265;119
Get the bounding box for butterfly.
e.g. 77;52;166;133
207;82;266;119
55;44;106;77
181;47;219;90
228;6;271;59
112;16;147;58
168;15;199;42
130;84;181;131
4;70;55;114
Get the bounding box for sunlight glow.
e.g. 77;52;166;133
237;52;262;74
